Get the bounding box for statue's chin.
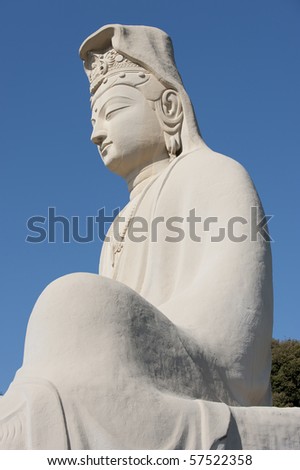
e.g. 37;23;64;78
99;149;124;175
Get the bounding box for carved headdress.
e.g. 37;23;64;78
82;47;148;95
79;24;205;154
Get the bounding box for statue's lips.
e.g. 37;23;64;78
100;142;113;154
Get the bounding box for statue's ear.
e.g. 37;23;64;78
156;89;183;160
161;90;182;119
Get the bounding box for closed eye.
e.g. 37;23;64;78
105;104;131;121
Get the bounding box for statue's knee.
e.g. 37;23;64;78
24;273;133;367
37;272;116;306
30;272;139;330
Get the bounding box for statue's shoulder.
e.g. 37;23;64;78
175;147;256;194
165;147;261;213
178;147;252;184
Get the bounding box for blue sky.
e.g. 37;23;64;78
0;0;299;393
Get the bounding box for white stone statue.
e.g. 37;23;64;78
0;24;299;450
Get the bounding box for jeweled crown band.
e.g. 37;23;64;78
84;48;147;94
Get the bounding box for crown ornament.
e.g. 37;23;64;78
85;48;147;94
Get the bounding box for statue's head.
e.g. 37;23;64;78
80;25;204;177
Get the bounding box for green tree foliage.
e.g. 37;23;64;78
271;339;300;407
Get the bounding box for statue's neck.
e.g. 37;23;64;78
126;158;170;200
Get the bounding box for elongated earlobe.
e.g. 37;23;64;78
155;90;183;160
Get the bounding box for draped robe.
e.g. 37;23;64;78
100;146;273;407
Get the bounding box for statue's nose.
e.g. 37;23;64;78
91;127;107;146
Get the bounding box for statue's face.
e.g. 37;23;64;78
90;84;167;177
